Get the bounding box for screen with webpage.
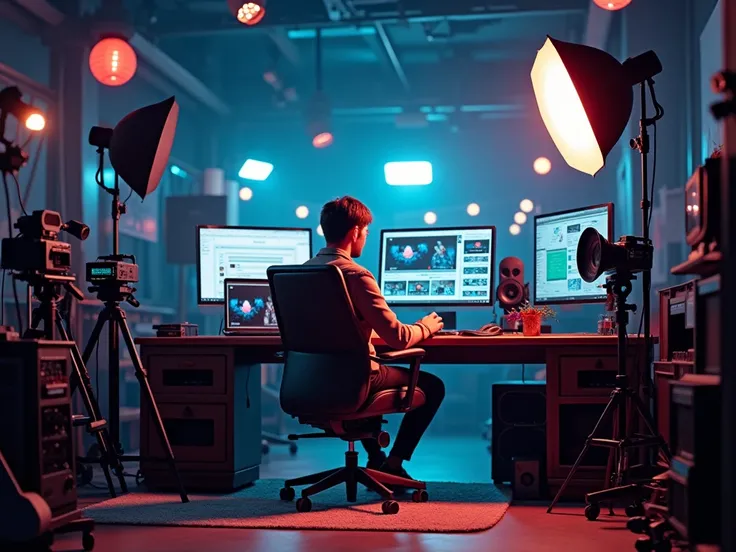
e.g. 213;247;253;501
198;227;312;304
534;205;611;304
379;227;495;305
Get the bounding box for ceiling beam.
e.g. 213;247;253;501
583;1;613;50
374;22;410;94
154;2;586;38
9;0;230;115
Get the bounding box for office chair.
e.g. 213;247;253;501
267;264;429;515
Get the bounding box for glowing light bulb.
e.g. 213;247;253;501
514;212;528;225
466;203;480;216
593;0;632;10
509;224;521;236
424;211;437;225
296;205;309;219
239;187;253;201
25;113;45;131
520;199;534;213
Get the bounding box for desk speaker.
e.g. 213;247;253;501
491;381;546;484
496;257;529;312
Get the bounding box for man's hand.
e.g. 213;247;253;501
419;312;444;336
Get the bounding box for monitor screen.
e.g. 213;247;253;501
224;279;278;332
534;203;614;305
378;226;496;306
197;226;312;304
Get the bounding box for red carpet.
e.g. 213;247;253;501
84;479;510;533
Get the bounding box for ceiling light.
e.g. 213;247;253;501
424;211;437;225
593;0;632;11
238;159;273;181
509;224;521;236
227;1;266;26
385;162;433;186
514;212;527;225
296;205;309;219
467;203;480;216
89;37;137;87
239;187;253;201
533;156;551;175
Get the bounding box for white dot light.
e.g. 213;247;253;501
295;205;309;219
466;203;480;216
239;187;253;201
514;211;528;225
317;224;324;236
520;199;534;213
424;211;437;225
509;224;521;236
533;156;552;175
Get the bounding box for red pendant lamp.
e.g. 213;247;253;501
592;0;632;10
89;37;137;87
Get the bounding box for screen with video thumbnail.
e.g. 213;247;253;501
378;226;496;306
197;226;312;304
225;280;278;330
534;203;613;305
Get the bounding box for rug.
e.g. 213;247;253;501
84;479;510;533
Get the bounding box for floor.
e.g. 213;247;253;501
57;436;640;552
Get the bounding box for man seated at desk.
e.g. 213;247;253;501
304;196;445;490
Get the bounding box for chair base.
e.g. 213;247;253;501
280;449;428;514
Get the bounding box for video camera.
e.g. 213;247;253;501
576;229;653;283
1;210;89;274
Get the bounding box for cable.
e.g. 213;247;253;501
11;172;28;216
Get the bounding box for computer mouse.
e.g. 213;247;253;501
478;323;503;336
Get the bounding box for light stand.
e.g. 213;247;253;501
82;146;189;503
547;79;671;517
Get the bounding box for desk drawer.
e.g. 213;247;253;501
148;354;228;395
147;403;228;464
558;355;617;397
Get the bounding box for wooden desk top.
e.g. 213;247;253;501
135;333;652;347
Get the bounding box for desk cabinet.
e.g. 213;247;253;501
139;347;262;492
546;348;641;497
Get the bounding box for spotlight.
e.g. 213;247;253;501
531;36;662;176
424;211;437;225
533;156;551;175
514;212;527;225
312;132;334;149
89;37;137;87
520;199;534;213
227;0;266;26
509;224;521;236
593;0;632;10
467;203;480;216
384;161;433;186
308;92;333;149
239;187;253;201
0;87;46;132
238;159;273;181
296;205;309;219
576;227;653;283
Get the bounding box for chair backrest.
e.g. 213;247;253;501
267;264;372;416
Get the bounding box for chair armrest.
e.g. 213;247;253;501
370;348;425;412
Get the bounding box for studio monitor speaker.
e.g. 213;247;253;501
497;257;529;312
491;381;546;484
165;195;227;264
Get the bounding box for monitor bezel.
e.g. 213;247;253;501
533;203;614;306
377;225;497;308
223;278;276;332
196;225;313;306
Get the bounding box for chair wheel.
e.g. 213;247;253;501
626;502;645;517
635;536;654;552
377;431;390;448
289;443;298;455
280;487;295;501
82;531;95;551
382;500;399;514
412;489;429;503
627;516;650;534
296;497;312;512
584;503;600;521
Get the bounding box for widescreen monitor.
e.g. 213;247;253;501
197;225;312;304
534;203;614;305
378;226;496;306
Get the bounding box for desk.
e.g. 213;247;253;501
135;333;649;496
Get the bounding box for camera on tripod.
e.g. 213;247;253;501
576;229;654;283
1;210;90;274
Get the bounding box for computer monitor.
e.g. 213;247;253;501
197;225;312;305
534;203;614;305
378;226;496;306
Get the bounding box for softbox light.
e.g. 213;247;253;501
109;96;179;200
531;36;661;176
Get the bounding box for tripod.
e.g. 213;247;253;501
547;271;671;518
21;271;128;499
